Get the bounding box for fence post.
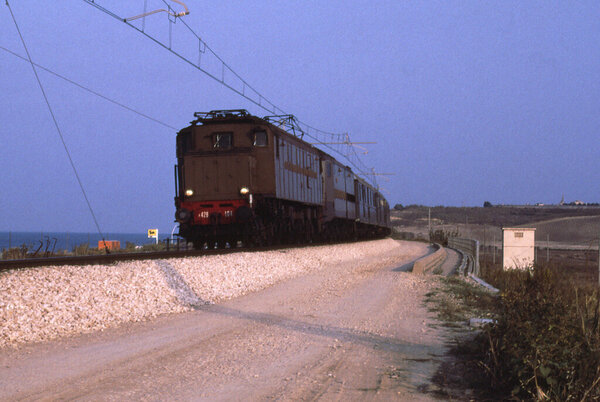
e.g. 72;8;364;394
483;225;487;266
492;235;495;264
475;240;480;276
428;208;431;242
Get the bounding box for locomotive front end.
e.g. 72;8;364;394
174;110;274;247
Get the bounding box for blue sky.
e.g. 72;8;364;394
1;1;599;234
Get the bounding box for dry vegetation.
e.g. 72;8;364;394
392;205;600;251
392;205;600;228
481;264;600;400
429;259;600;400
1;241;174;260
418;206;600;399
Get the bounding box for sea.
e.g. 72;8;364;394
0;231;156;252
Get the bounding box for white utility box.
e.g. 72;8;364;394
502;228;536;269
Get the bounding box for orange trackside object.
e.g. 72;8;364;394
98;240;120;250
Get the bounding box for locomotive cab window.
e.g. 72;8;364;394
213;132;233;149
253;131;268;147
177;131;194;154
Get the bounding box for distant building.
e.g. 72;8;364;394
574;200;585;205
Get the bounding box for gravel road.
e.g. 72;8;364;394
0;240;450;401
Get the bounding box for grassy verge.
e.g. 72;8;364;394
426;276;497;326
426;276;501;399
481;264;600;400
428;265;600;400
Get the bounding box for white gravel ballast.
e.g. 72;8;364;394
0;239;403;348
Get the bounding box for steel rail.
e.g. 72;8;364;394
0;249;212;271
0;242;340;272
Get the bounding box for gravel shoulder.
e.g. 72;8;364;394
0;239;404;348
0;240;453;400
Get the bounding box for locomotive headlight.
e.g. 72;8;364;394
240;187;250;195
185;189;194;196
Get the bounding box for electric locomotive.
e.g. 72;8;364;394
174;110;390;248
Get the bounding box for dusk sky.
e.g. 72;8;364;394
1;1;599;234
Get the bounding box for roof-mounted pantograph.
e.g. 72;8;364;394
124;0;189;22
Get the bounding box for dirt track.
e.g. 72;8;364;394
0;241;451;401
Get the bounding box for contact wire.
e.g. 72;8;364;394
0;45;177;131
5;0;109;252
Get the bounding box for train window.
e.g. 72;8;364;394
253;131;268;147
213;132;232;149
177;131;195;154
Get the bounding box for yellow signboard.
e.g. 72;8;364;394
148;229;158;238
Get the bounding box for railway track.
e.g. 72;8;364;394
0;249;211;272
0;245;286;272
0;241;348;272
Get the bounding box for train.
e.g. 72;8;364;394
174;110;391;248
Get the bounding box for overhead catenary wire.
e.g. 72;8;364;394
5;0;110;252
155;1;374;176
81;0;380;188
0;45;178;131
81;0;283;118
155;0;353;148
